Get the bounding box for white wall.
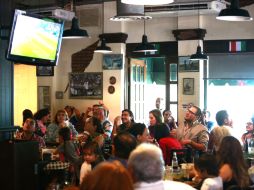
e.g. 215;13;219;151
38;1;254;124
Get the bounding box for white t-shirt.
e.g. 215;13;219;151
201;176;223;190
80;161;92;184
134;180;196;190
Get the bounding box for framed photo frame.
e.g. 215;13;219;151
36;66;54;76
183;78;194;95
103;54;123;70
179;56;199;72
69;72;103;99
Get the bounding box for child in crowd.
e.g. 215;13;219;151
80;141;104;184
193;154;223;190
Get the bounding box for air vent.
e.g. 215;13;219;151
111;0;152;21
145;0;227;17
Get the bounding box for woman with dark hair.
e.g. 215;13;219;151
46;109;78;143
148;109;163;138
22;109;33;125
117;109;135;133
154;123;182;165
128;123;151;144
33;108;50;137
217;136;250;189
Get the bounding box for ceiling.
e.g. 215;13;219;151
15;0;254;9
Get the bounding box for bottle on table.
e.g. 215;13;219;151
172;152;179;173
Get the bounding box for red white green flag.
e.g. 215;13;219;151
229;41;246;52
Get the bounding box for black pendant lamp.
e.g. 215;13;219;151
63;17;89;39
95;38;112;53
216;0;252;21
190;45;208;60
133;19;157;53
62;0;89;39
95;1;112;53
190;0;207;61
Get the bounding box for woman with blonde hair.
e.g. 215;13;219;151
46;109;78;143
217;136;250;189
80;161;133;190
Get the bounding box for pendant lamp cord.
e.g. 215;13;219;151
144;5;146;35
102;0;104;34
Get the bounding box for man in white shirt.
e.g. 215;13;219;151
208;110;233;153
127;143;196;190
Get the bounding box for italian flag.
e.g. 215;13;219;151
229;41;246;52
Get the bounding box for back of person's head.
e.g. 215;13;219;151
216;110;228;126
128;143;164;183
58;127;71;141
128;123;146;138
80;161;133;190
217;136;250;188
34;108;50;120
194;154;219;177
149;109;163;124
113;132;137;159
22;109;33;125
154;123;170;141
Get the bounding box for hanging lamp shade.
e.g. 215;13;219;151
216;0;252;21
121;0;174;5
94;38;112;53
189;45;208;60
62;17;89;39
133;34;157;53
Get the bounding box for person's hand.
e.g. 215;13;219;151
181;139;192;145
170;129;177;137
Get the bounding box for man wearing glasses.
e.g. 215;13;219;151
172;105;209;162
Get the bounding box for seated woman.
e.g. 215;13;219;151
217;136;250;189
241;120;254;150
46;109;78;143
80;161;133;190
16;118;46;149
128;123;152;144
154;123;182;166
33;108;50;137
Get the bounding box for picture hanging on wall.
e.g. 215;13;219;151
178;56;199;72
103;54;123;70
36;66;54;76
69;72;103;99
183;78;194;95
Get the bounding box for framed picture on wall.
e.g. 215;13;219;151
183;78;194;95
179;56;199;72
36;66;54;76
103;54;123;70
69;72;103;99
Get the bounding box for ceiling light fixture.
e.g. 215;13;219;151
121;0;174;6
133;18;157;53
216;0;252;21
62;0;89;39
190;0;207;61
95;1;112;53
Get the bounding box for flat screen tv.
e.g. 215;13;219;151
6;9;64;66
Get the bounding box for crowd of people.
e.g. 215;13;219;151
17;101;254;190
